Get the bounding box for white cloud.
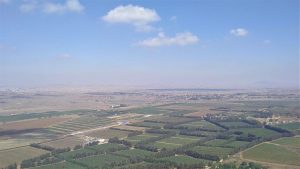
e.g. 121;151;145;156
137;32;199;47
19;0;37;13
43;0;84;14
0;0;11;5
19;0;84;14
230;28;248;37
102;5;160;32
263;40;271;44
170;16;177;21
57;53;72;59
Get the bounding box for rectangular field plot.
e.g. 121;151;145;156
41;136;84;149
178;120;224;130
85;129;132;139
189;146;233;158
125;133;161;144
114;148;156;159
0;146;48;168
48;116;112;134
111;125;147;132
59;143;127;160
31;162;85;169
243;143;300;166
204;139;249;148
152;141;181;150
146;116;193;124
128;107;171;114
75;154;129;168
275;122;300;133
271;137;300;148
219;121;253;128
130;121;165;128
158;155;212;165
158;135;200;145
232;128;279;138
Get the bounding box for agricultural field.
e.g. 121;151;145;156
75;154;129;168
0;146;48;168
113;148;155;159
41;136;84;149
111;125;147;132
31;162;85;169
157;135;201;145
232;128;280;138
85;129;132;139
127;107;171;114
219;121;253;128
125;133;161;144
158;155;212;165
243;142;300;166
48;116;112;134
271;137;300;147
204;139;250;148
0;138;48;150
59;143;127;160
275;122;300;133
130;121;165;128
178;120;224;130
145;115;193;124
189;146;234;159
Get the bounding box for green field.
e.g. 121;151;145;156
158;135;200;145
114;148;155;159
275;122;300;133
125;133;161;144
75;154;129;168
0;146;48;168
130;121;165;128
158;155;212;165
243;143;300;166
128;107;171;114
189;146;233;158
31;162;85;169
178;120;224;130
219;121;252;128
152;141;181;150
272;137;300;147
85;129;132;139
59;143;126;160
232;127;279;138
204;139;249;148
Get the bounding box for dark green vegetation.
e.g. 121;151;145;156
1;99;299;169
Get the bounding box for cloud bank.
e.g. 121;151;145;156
230;28;248;37
102;5;160;32
138;32;199;47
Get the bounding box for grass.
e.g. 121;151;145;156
189;146;233;158
272;137;300;147
243;143;300;166
0;146;48;168
152;141;181;150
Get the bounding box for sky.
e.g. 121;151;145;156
0;0;299;89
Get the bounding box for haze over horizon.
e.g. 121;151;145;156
0;0;299;89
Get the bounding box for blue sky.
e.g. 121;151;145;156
0;0;299;88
